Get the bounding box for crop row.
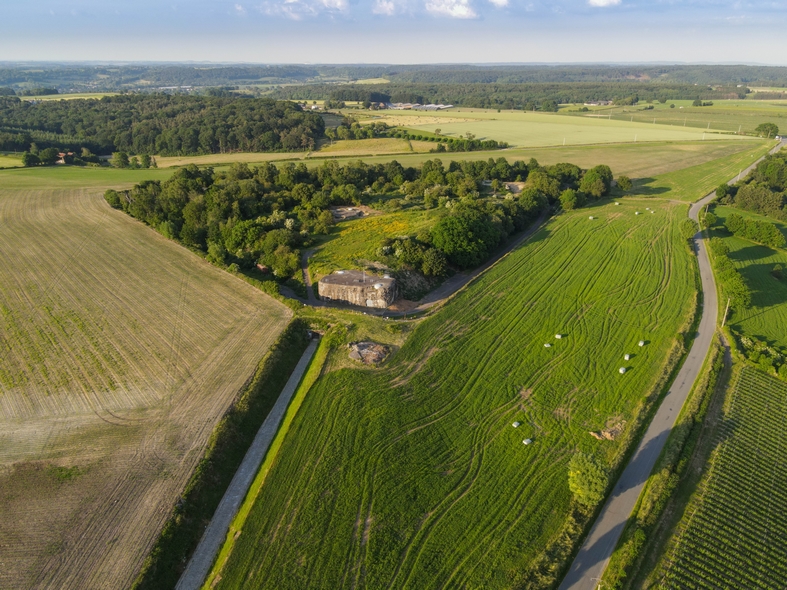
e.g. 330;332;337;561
663;368;787;589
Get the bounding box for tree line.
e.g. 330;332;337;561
273;82;749;111
717;149;786;220
106;156;615;285
0;94;324;155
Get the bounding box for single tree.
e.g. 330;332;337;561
568;452;609;506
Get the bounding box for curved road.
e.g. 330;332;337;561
558;139;784;590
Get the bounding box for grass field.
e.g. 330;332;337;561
316;138;434;156
207;198;695;590
0;153;23;168
18;92;118;101
633;142;774;201
366;109;753;148
0;187;291;589
309;209;441;277
573;99;787;135
654;367;787;589
710;206;787;348
0;165;173;190
149;139;765;186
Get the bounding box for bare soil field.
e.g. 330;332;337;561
0;188;291;589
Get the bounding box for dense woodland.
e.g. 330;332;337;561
275;82;749;110
106;157;613;284
4;63;787;94
0;95;323;155
719;152;787;220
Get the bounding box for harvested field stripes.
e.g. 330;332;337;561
212;200;695;590
0;188;291;589
661;368;787;590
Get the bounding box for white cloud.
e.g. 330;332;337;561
488;0;508;6
425;0;477;18
258;0;347;19
319;0;349;10
588;0;621;5
234;3;247;14
373;0;398;14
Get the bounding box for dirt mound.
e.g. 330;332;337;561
590;416;626;441
348;341;390;365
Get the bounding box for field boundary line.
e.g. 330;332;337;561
175;337;320;590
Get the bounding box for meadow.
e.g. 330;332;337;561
632;142;774;202
0;186;291;589
206;198;695;590
574;99;787;135
367;108;754;148
151;139;765;189
308;209;441;277
0;153;22;168
710;206;787;348
654;368;787;589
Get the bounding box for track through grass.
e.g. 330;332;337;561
209;199;695;590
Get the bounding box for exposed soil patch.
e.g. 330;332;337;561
590;415;626;441
348;342;390;365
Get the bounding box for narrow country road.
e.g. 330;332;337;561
558;139;784;590
175;339;320;590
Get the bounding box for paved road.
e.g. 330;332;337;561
558;139;785;590
175;339;320;590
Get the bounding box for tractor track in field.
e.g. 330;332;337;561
558;138;786;590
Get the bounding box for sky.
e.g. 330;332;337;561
1;0;786;64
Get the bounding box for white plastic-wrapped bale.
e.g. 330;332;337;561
638;340;645;347
619;367;627;374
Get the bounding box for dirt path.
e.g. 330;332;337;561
558;139;784;590
175;338;320;590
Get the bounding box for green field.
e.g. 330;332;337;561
0;185;291;588
573;99;787;135
654;368;787;589
207;198;695;589
633;142;774;201
0;165;173;190
0;153;22;168
309;209;441;277
711;206;787;348
369;109;753;148
18;92;118;101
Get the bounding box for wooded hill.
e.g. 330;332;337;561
0;95;324;155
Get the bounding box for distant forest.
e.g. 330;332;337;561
3;63;787;94
0;95;324;155
275;82;750;110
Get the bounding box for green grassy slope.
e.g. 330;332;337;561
711;206;787;348
210;199;695;590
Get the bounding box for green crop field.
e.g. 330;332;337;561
0;185;291;589
19;92;118;101
0;153;23;168
573;99;787;135
369;109;753;148
710;206;787;348
633;142;774;202
655;367;787;589
0;165;173;190
206;198;695;590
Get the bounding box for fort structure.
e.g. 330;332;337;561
317;270;397;308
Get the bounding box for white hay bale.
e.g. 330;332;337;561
523;438;533;445
619;367;627;374
635;211;640;215
544;343;552;348
555;334;562;339
624;354;631;361
513;421;521;428
615;202;620;205
589;216;594;220
638;340;645;347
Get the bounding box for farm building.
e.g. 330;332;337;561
318;270;397;308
